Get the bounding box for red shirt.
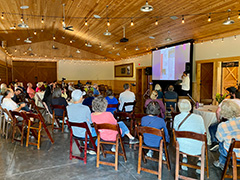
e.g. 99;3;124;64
91;112;121;141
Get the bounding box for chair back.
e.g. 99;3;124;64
133;113;147;125
107;104;119;108
3;109;15;121
173;129;207;146
51;105;67;117
93;123;121;136
137;126;164;137
25;112;43;121
68;121;92;136
122;101;136;112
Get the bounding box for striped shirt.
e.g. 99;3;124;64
216;117;240;157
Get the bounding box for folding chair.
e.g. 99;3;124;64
94;123;127;171
1;108;13;139
67;121;97;164
0;106;4;135
10;110;27;146
114;101;136;134
51;105;67;132
173;129;209;180
24;112;42;149
137;126;171;179
221;138;240;180
164;98;177;129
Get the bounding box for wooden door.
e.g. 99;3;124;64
12;61;57;87
200;63;213;101
222;64;238;94
136;69;142;95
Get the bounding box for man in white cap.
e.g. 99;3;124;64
67;89;96;139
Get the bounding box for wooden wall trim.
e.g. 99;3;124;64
196;56;240;64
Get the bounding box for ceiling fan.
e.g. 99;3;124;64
62;4;74;31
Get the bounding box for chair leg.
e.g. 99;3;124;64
96;135;100;168
84;135;88;164
69;134;73;160
62;119;64;133
119;136;127;162
233;152;237;180
175;143;180;180
20;122;25;146
200;144;205;180
115;137;119;171
137;136;142;174
26;120;31;147
37;122;41;149
158;140;163;180
0;115;3;135
6;121;9;139
2;117;6;137
205;145;209;178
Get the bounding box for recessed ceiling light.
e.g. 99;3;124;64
170;16;178;20
76;49;80;53
17;38;21;41
116;52;120;56
93;15;101;19
62;36;65;39
20;5;29;9
115;42;119;44
149;36;155;39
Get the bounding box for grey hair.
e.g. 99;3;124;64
123;83;129;90
220;100;240;119
52;87;62;99
92;95;108;112
178;99;191;112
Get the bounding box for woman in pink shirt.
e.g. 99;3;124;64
27;83;35;99
91;96;138;151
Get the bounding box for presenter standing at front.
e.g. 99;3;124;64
181;71;190;96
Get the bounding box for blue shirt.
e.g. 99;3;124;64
67;103;92;137
82;97;94;106
105;96;118;113
156;90;163;99
141;115;170;147
164;91;178;107
93;88;100;95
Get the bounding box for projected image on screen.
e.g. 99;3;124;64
152;43;190;80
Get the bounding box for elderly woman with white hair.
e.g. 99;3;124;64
91;96;138;152
213;99;240;170
173;99;205;173
27;82;35;99
154;84;163;99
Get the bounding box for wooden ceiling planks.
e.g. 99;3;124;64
0;0;239;60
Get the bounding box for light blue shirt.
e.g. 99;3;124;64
174;112;206;155
67;103;92;137
119;90;135;112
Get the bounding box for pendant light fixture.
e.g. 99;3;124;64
223;9;234;25
140;1;153;12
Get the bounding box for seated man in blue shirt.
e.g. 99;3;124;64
92;84;100;96
67;89;96;155
141;101;170;160
164;85;178;108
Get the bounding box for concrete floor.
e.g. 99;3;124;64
0;127;229;180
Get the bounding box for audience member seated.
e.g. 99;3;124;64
209;88;240;152
68;82;75;92
92;84;100;96
118;83;135;112
61;87;68;100
173;99;205;173
105;89;118;114
51;87;68;117
0;83;7;103
82;91;95;106
1;88;26;115
43;81;56;113
144;90;165;118
27;82;35;99
213;99;240;170
34;85;45;108
67;89;96;138
12;88;23;104
164;85;178;108
141;101;169;159
235;85;240;99
91;96;138;151
77;80;83;88
35;82;42;92
17;82;27;94
154;84;163;99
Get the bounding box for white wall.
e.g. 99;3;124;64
58;60;114;80
192;35;240;81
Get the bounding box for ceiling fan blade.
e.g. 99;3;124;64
66;26;73;28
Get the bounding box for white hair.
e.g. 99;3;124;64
154;84;162;91
178;99;191;112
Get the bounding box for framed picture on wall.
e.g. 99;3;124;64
115;63;133;77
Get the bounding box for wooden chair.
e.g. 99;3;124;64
0;107;12;139
51;105;67;132
114;101;136;134
93;123;127;171
24;112;42;149
164;98;177;129
10;110;27;146
67;121;97;164
0;106;4;135
137;126;171;179
173;129;209;180
221;138;240;180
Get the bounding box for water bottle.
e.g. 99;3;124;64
195;101;199;109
